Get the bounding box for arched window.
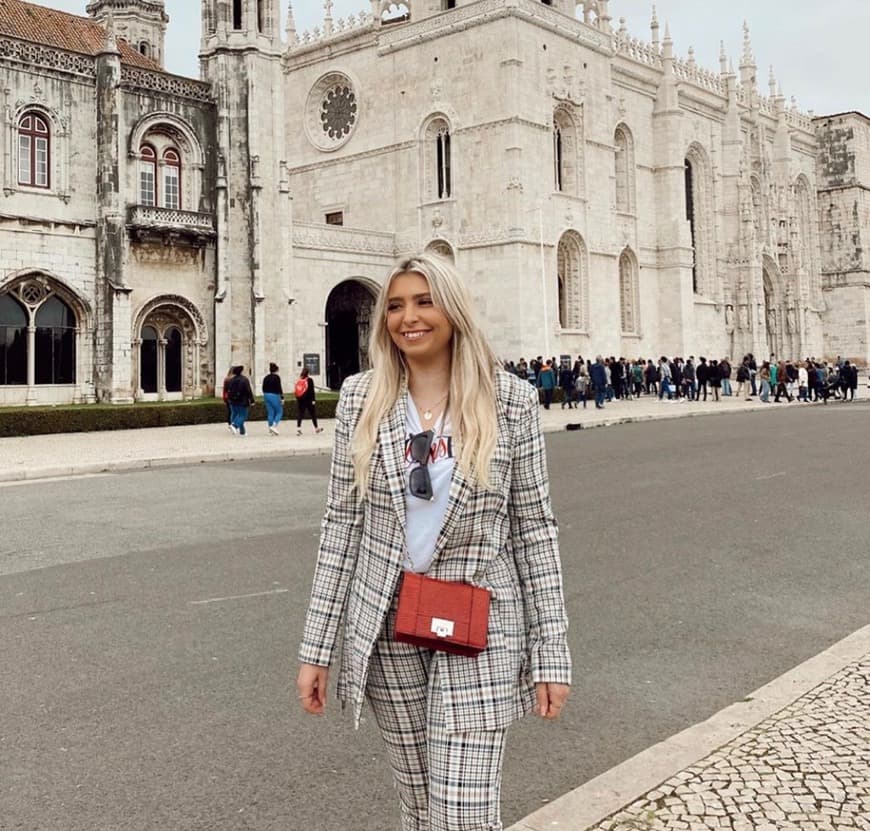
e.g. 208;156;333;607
1;283;78;387
0;294;28;386
614;125;635;213
553;107;581;196
140;144;157;206
619;248;640;334
426;239;455;262
18;112;50;188
436;126;451;199
232;0;242;29
140;326;158;393
139;41;150;57
381;2;410;24
423;116;453;202
557;231;587;331
163;149;181;210
35;296;76;385
553;122;564;192
684;143;715;297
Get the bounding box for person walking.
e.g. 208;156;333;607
296;253;571;831
842;360;857;401
658;357;673;400
221;366;234;431
294;367;323;435
591;355;608;409
774;360;793;403
262;362;285;435
227;365;254;436
537;359;557;409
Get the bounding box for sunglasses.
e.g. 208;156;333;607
407;430;434;501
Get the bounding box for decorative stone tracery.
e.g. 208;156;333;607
557;230;587;331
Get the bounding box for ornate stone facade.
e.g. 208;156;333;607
1;0;867;408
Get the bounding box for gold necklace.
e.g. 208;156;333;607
418;394;448;422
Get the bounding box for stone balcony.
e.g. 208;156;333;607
127;205;216;245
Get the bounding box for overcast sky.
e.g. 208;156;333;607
38;1;869;116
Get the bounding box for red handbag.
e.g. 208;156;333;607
394;571;490;657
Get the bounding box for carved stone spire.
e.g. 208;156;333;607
651;4;660;48
323;0;333;35
719;40;728;75
286;1;297;45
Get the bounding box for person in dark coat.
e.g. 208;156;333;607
590;356;608;409
558;364;576;409
695;357;709;401
227;365;255;436
295;367;323;435
708;359;721;401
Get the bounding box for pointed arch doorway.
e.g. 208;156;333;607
325;280;377;390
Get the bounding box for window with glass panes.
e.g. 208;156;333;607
140;145;157;206
18;113;50;188
163;149;181;209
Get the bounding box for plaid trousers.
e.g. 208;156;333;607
366;603;507;831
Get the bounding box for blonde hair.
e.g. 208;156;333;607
351;253;499;496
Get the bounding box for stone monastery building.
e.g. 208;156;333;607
0;0;867;405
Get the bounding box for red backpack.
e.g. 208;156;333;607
294;378;308;399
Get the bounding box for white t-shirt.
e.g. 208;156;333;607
403;397;455;573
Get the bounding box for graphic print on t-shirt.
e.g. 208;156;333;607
403;399;456;573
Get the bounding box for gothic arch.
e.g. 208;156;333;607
614;123;635;213
7;101;70;198
556;230;588;331
133;294;208;345
0;268;92;327
132;295;208;400
129;112;206;212
685;142;717;298
426;239;456;262
618;247;640;335
420;112;455;202
380;1;410;23
553;105;582;196
325;279;379;388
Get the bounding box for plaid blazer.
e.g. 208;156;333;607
298;369;571;733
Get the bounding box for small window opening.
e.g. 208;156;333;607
257;0;266;32
232;0;243;30
325;211;344;226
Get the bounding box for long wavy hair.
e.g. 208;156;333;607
351;253;499;496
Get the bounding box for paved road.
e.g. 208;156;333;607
1;405;868;831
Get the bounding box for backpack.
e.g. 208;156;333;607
294;378;309;399
227;375;249;405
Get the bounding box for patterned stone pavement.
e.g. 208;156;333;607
588;658;870;831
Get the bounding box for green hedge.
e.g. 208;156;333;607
0;397;338;438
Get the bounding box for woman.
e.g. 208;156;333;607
759;362;772;403
294;367;323;436
262;362;284;435
297;254;571;831
221;366;234;431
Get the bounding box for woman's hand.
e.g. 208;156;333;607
297;663;329;715
535;682;570;720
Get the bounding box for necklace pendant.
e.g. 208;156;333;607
423;409;433;420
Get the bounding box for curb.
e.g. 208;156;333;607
507;623;870;831
0;445;332;484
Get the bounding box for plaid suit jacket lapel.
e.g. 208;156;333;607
378;391;409;531
429;456;471;567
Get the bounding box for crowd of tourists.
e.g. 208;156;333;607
503;354;862;410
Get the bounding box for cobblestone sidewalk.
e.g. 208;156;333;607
588;658;870;831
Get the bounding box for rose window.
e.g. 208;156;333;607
305;72;360;151
320;86;357;141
